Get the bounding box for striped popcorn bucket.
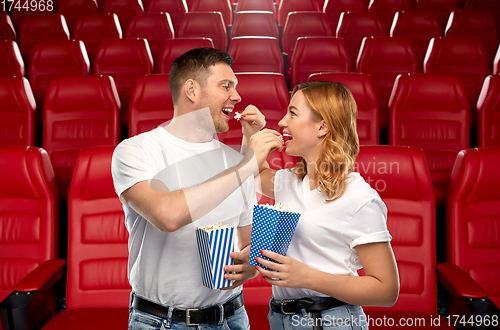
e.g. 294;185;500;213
249;204;301;270
195;224;235;289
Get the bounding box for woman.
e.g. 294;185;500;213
244;81;399;329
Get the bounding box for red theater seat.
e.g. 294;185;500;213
235;0;276;19
282;11;332;76
10;6;54;33
290;36;349;88
177;12;227;51
191;0;232;28
18;14;70;69
495;45;500;75
390;11;441;72
389;73;469;208
424;37;490;128
158;37;214;74
57;0;99;35
29;40;90;110
323;0;365;33
437;147;500;321
103;0;144;32
336;11;386;72
462;0;500;34
0;77;36;147
445;10;499;65
94;38;153;127
229;37;283;74
129;74;173;137
367;0;410;34
231;11;279;39
357;36;417;130
0;40;24;77
73;13;122;67
477;75;500;147
0;13;16;41
357;146;452;329
243;276;271;330
309;72;379;145
43;76;120;200
278;0;320;27
40;146;131;330
0;146;63;330
125;12;174;73
145;0;187;34
416;0;457;34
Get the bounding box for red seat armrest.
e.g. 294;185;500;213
436;263;487;299
14;259;65;293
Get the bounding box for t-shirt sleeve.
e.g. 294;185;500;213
343;198;392;249
111;139;154;205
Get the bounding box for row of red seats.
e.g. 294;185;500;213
2;71;500;208
2;144;499;329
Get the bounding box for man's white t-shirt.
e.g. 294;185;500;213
273;169;392;300
111;127;256;308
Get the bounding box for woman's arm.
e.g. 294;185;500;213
256;242;399;307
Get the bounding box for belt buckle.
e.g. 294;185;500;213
281;299;296;315
185;308;200;326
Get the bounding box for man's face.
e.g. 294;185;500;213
198;63;241;133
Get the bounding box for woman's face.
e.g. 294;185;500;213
278;90;323;162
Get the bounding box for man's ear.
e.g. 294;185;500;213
184;79;197;103
318;120;329;138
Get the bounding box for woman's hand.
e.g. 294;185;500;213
255;250;313;289
240;104;266;139
248;129;283;167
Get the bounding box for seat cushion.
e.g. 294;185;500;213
41;308;129;329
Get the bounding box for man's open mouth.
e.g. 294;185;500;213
222;108;233;116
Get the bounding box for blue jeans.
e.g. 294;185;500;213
268;297;369;330
128;294;250;330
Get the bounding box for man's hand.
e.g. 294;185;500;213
221;245;258;290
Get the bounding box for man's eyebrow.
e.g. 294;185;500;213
220;79;237;85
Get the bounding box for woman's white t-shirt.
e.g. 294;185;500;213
272;169;392;300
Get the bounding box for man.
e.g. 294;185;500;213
112;48;264;329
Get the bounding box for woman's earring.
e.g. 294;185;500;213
317;133;320;137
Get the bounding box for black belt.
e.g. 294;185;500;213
131;292;244;326
271;297;346;330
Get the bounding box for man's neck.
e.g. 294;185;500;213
164;108;216;143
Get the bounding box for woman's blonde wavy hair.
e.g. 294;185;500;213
290;81;359;202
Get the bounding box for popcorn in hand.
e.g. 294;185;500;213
234;112;243;120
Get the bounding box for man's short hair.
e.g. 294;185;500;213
169;47;234;104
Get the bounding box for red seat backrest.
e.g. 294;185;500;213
158;37;214;74
0;13;16;41
446;147;500;307
231;11;279;39
336;11;386;72
389;73;469;207
0;77;36;147
390;11;441;72
477;75;500;147
177;12;227;51
0;40;24;77
229;36;283;74
67;146;130;308
103;0;144;32
356;145;436;313
191;0;232;27
278;0;320;26
309;72;379;145
290;36;349;88
416;0;457;34
322;0;365;32
43;75;121;200
145;0;187;33
368;0;410;34
57;0;99;35
0;146;59;302
235;0;276;18
424;37;490;128
495;45;500;75
29;40;90;109
73;13;122;66
10;6;54;33
18;14;70;68
94;38;153;115
357;36;417;130
125;12;174;73
129;74;173;137
445;10;499;65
